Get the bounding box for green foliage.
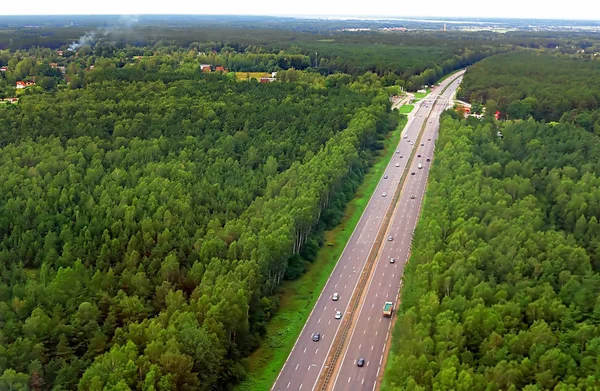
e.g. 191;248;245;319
383;114;600;390
459;51;600;122
0;54;397;389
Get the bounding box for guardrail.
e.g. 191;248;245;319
314;73;462;391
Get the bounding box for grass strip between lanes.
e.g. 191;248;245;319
234;115;408;391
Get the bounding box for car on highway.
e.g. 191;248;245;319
332;292;339;301
420;114;423;117
400;155;403;158
395;162;400;167
312;333;321;342
411;171;415;175
428;138;431;141
382;192;387;197
335;311;342;319
390;257;396;264
388;236;393;241
410;141;414;145
417;154;421;157
383;174;389;179
427;158;431;162
395;149;400;154
357;358;365;367
411;194;415;199
403;134;407;139
421;143;424;146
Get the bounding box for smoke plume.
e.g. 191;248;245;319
67;15;140;51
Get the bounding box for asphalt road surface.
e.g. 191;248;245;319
331;74;465;391
271;71;465;391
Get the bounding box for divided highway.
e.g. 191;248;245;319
330;74;464;391
271;71;465;391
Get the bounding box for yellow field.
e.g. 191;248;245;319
234;72;271;81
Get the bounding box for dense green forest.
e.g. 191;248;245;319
458;51;600;124
383;112;600;389
0;62;400;389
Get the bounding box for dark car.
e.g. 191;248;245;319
357;358;365;367
383;174;389;179
410;194;415;199
417;154;421;157
428;138;431;141
426;158;431;162
421;143;424;146
312;333;320;342
411;171;415;175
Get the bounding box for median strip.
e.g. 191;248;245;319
314;73;462;391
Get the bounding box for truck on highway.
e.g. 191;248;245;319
383;301;394;317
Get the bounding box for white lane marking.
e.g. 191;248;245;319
368;317;370;322
376;331;378;336
295;364;299;370
371;304;374;308
299;384;302;390
328;320;331;325
348;377;351;383
315;349;319;354
359;344;361;349
318;318;321;323
324;306;327;311
371;345;374;351
362;379;365;385
287;382;291;388
364;329;366;335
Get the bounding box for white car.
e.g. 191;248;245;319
390;258;396;263
410;142;414;145
332;292;339;301
395;162;400;167
335;311;342;319
382;192;387;197
388;236;393;241
395;149;400;154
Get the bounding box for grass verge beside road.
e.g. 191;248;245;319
412;89;430;102
397;104;414;114
234;115;408;391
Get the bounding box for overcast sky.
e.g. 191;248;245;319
1;0;599;20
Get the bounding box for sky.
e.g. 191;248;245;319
1;0;599;21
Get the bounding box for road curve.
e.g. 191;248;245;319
330;74;464;391
271;71;464;391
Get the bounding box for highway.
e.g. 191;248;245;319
271;71;464;391
330;73;465;391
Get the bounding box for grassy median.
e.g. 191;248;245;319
234;115;408;391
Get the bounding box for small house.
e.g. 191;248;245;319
0;66;7;72
57;50;63;56
260;77;276;83
215;66;226;73
200;64;212;72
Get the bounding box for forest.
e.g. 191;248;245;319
0;57;400;389
383;110;600;389
458;51;600;124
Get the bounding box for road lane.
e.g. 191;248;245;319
330;74;464;391
272;72;464;391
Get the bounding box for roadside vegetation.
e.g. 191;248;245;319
384;53;600;390
236;115;407;391
398;104;414;114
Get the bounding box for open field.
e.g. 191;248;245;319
234;71;271;80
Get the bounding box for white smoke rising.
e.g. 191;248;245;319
67;15;140;51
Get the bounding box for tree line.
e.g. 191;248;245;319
383;111;600;390
0;65;398;389
458;51;600;124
